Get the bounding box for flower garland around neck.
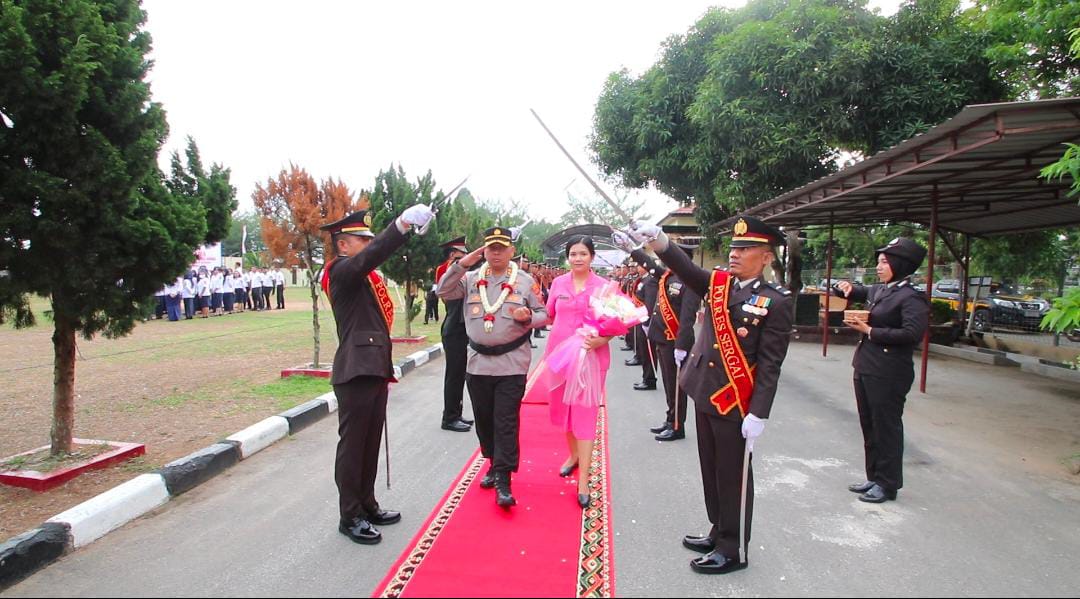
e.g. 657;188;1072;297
476;261;519;333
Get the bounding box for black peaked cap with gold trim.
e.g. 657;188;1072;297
320;210;375;238
730;216;784;248
483;226;513;247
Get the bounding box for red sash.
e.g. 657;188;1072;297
707;270;756;418
321;258;395;332
656;272;679;341
434;259;452;285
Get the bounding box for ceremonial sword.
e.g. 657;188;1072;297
529;108;635;229
416;175;470;236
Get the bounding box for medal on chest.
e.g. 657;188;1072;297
742;294;771;317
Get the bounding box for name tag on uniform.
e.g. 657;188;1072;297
468;294;481;303
507;294;523;303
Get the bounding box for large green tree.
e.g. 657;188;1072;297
592;0;1006;230
0;0;232;454
165;136;236;245
369;165;470;337
971;0;1080;99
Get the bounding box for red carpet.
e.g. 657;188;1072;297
373;404;614;598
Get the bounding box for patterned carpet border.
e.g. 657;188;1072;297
577;407;613;598
375;449;485;598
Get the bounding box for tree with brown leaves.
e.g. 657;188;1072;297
253;165;363;367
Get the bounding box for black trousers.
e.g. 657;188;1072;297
262;286;273;309
442;332;468;423
425;297;439;323
634;325;656;384
276;284;285;309
183;297;194;319
854;373;910;491
696;409;753;559
656;343;688;428
465;374;526;473
333;375;388;522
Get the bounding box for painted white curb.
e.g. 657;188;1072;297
406;350;429;367
48;474;169;548
316;390;338;413
226;416;289;459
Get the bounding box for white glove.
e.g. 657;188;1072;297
674;348;687;366
741;413;766;450
629;221;662;243
611;230;638;252
398;204;436;230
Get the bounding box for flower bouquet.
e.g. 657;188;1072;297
542;281;649;408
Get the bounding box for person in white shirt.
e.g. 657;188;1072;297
231;271;246;313
165;277;183;322
261;267;274;310
197;274;211;318
223;269;235;314
275;267;286;309
209;268;225;315
181;275;196;319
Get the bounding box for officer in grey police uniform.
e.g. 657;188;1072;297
631;216;793;575
836;237;928;504
436;226;548;508
320;204;435;545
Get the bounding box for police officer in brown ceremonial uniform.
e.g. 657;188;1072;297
436;226;548;508
631;216;793;574
624;235;701;442
435;236;473;433
320;205;435;545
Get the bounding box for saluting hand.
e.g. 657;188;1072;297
511;306;533;323
458;246;486;269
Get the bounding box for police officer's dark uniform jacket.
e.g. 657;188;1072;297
838;237;928;498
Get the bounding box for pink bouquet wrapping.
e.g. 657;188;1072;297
543;281;650;408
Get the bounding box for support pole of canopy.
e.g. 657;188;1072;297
920;190;939;394
823;216;834;357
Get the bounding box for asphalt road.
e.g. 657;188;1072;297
5;341;1079;597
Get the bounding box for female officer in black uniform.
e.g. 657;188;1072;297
836;238;928;503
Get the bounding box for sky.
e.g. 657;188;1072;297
144;0;900;226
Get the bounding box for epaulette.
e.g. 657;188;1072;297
766;281;792;296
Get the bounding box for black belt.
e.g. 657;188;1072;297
469;331;533;356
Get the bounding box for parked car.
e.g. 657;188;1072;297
932;279;1051;332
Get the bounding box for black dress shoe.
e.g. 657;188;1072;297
682;535;715;554
369;509;401;526
655;428;686;441
620;345;634;352
578;493;590;509
848;480;875;494
495;473;516;508
459;417;474;425
690;550;747;574
479;467;496;489
634;382;657;391
559;462;579;477
338;518;382;545
624;357;642;366
649;422;671;434
441;420;471;432
858;484;897;503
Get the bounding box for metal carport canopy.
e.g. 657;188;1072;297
717;97;1080;236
